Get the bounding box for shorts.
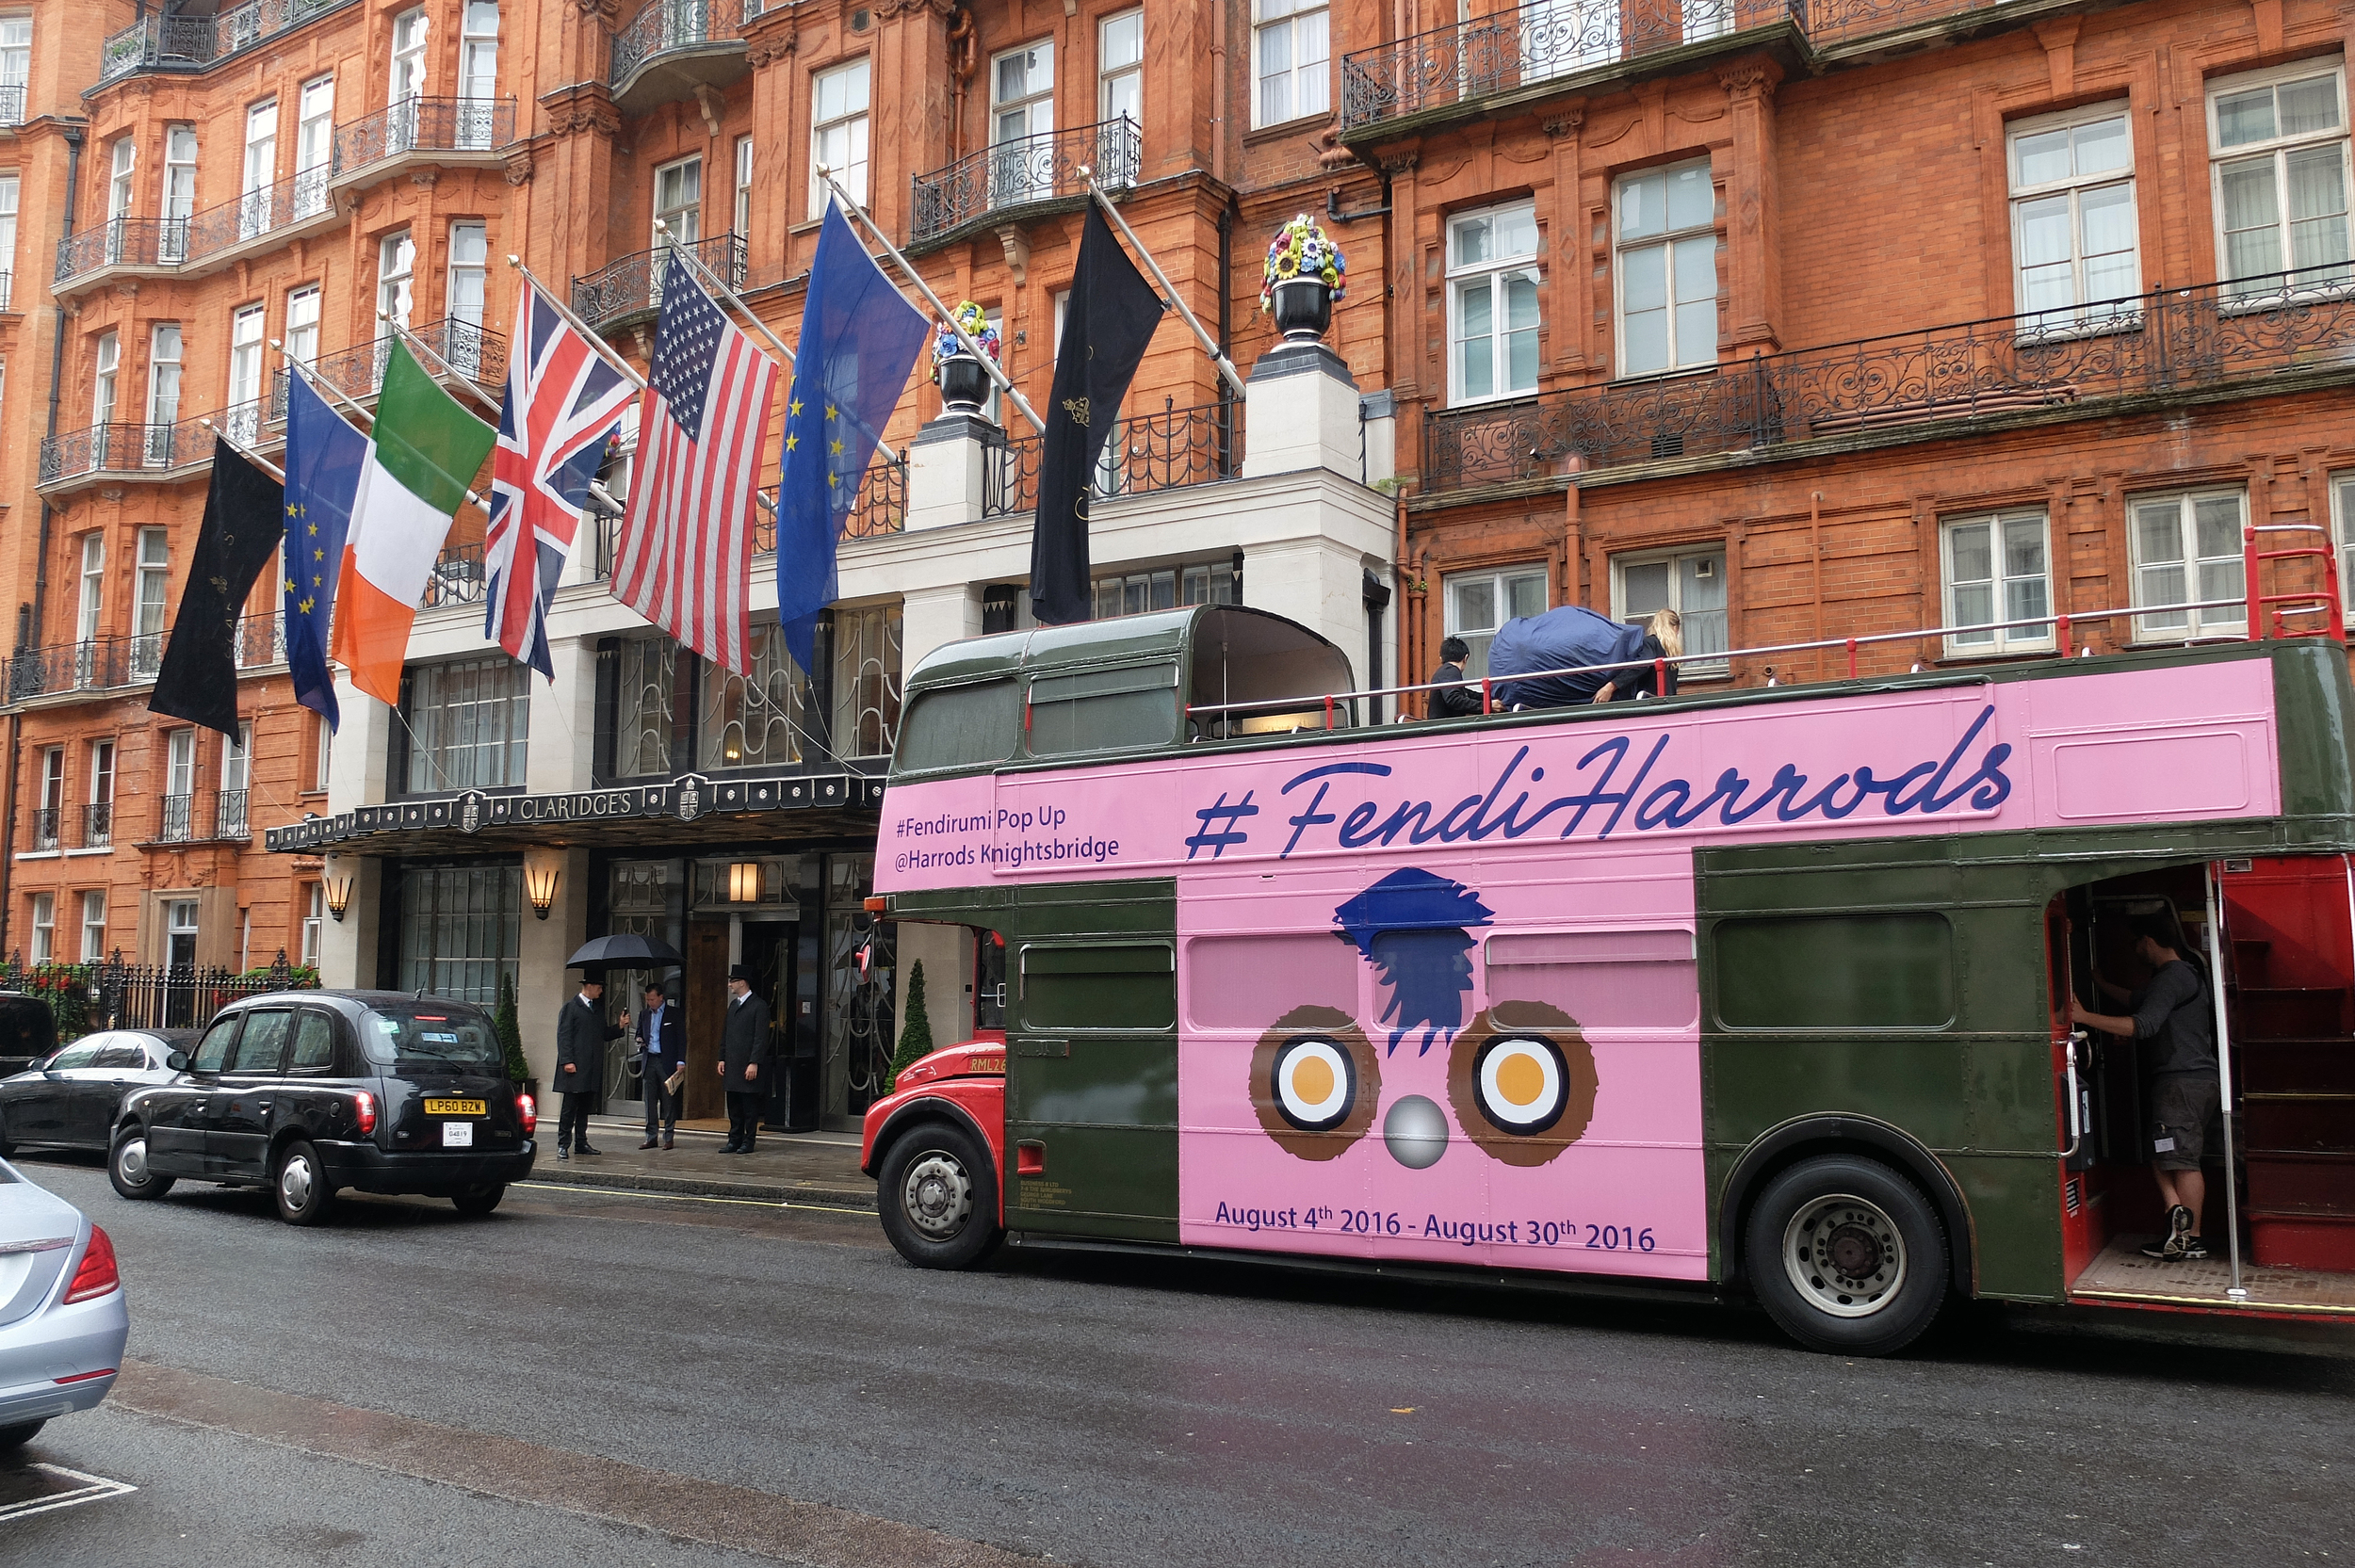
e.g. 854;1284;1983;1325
2151;1074;2220;1172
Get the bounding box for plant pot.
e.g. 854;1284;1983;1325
937;353;990;415
1272;278;1333;345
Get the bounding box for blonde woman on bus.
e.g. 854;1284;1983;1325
1592;607;1683;703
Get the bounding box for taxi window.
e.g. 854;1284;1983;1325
289;1012;337;1073
227;1010;293;1075
192;1016;240;1073
360;1006;502;1070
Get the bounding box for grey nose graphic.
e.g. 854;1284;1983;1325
1384;1094;1448;1169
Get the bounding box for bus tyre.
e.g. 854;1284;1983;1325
879;1122;1001;1270
1745;1155;1949;1356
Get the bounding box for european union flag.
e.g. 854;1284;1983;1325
774;202;929;677
283;366;368;729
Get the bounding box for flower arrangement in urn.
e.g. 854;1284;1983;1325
1259;213;1347;313
929;300;1002;382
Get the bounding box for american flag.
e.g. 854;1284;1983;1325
611;265;780;675
485;282;637;677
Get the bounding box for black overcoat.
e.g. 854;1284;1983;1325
555;994;622;1092
720;991;774;1091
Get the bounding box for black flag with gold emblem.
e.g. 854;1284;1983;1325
1031;202;1165;625
149;439;285;737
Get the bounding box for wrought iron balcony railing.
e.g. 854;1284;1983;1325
1422;262;2355;493
982;398;1242;518
1341;0;1798;131
333;95;516;172
0;85;24;126
214;789;251;841
571;234;746;330
8;637;131;700
911;116;1141;243
0;272;13;313
593;455;906;580
99;0;356;83
30;808;57;852
421;542;486;609
38;412;232;485
269;318;508;418
234;613;286;669
157;795;196;846
610;0;748;87
83;802;112;850
56;219;171;283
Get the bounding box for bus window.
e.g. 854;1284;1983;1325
1019;943;1177;1031
896;680;1021;773
1028;664;1180;755
1185;934;1357;1029
1485;929;1697;1029
1713;913;1957;1030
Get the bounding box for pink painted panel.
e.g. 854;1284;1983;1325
879;658;2282;1279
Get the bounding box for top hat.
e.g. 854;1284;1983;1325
727;963;753;982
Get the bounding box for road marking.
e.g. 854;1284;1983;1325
108;1360;1031;1567
0;1463;138;1521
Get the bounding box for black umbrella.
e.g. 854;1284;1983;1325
567;934;685;971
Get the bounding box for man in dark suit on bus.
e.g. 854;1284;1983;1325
718;963;774;1155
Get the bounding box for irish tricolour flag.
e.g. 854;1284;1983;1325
332;342;498;705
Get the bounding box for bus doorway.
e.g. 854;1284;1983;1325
2059;858;2355;1317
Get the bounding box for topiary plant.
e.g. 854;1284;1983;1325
495;970;528;1084
886;959;934;1093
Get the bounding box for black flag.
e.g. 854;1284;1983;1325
1031;202;1165;624
150;440;286;737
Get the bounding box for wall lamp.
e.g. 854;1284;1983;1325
322;870;353;923
727;861;760;904
523;853;562;921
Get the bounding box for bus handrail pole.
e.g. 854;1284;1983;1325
2059;1030;2086;1162
2203;864;2249;1299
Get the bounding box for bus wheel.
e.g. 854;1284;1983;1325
1745;1155;1949;1356
879;1122;1002;1269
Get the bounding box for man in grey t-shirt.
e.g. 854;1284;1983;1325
2072;913;2220;1261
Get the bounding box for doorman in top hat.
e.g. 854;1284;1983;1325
719;963;775;1154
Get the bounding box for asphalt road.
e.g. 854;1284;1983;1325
6;1153;2352;1567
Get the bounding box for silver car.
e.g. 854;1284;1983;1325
0;1156;128;1447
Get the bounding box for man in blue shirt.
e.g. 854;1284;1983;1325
635;979;686;1151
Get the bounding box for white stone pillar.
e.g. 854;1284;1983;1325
905;412;1000;532
1237;534;1379;691
901;582;984;671
517;845;590;1090
526;637;599;795
317;851;381;990
1241;340;1362;481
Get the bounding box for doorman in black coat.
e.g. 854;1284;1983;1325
554;972;625;1159
719;963;775;1154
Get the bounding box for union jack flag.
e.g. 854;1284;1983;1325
484;281;637;677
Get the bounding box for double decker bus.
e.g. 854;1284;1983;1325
859;590;2355;1354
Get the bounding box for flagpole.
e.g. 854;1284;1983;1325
272;344;496;517
1081;171;1247;400
814;173;1048;436
503;255;651;393
377;309;503;419
651;218;798;371
197;418;287;483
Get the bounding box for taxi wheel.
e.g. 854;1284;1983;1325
273;1140;336;1226
451;1184;506;1217
878;1121;1002;1270
108;1127;176;1201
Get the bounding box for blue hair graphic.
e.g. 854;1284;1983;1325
1333;868;1495;1057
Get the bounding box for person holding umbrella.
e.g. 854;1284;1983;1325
720;963;774;1155
554;968;625;1159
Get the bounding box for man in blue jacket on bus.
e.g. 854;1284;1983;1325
2071;914;2220;1261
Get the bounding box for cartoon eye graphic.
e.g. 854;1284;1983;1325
1272;1037;1356;1131
1251;1005;1380;1161
1446;1001;1599;1169
1473;1036;1567;1134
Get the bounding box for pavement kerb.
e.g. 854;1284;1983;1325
523;1165;880;1212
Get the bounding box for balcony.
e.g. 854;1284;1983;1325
609;0;750;117
590;455;906;579
0;85;24;127
328;95;515;193
213;789;250;841
982;399;1242;518
37;401;268;495
571;234;746;333
421;542;485;610
0;272;12;312
98;0;360;85
234;612;286;670
53;219;177;290
30;808;57;852
910;116;1140;246
83;803;112;850
157;795;195;846
1421;263;2355;493
270;317;508;420
1341;0;1802;135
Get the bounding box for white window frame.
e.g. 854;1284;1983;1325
241;98;278;239
1941;510;2055;655
1446;200;1542;407
2128;487;2248;641
312;711;333;792
0;19;28;120
28;892;51;964
390;8;429;101
378;230;415;331
81;890;106;963
106;137;134;222
2208;57;2352;300
92;330;118;428
1615;158;1719;379
166;727;197;798
1610;543;1730;678
2006;101;2139;329
76;532;104;642
1099;8;1143;129
37;746;60;814
89;739;114;808
653;156;701;309
447;219;487;329
810;60;870;216
144;322;182;435
284;283;321;367
300;882;323;967
133;525;169;675
225;304;264;440
2333;469;2355;623
0;172;17;310
159;124;198;261
1442;564;1550;681
734;133;753;237
1252;0;1329;130
295;75;334;218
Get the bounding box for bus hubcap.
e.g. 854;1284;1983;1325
903;1153;971;1239
281;1156;315;1210
118;1139;148;1183
1783;1193;1907;1318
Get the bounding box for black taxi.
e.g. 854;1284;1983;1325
107;990;536;1223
